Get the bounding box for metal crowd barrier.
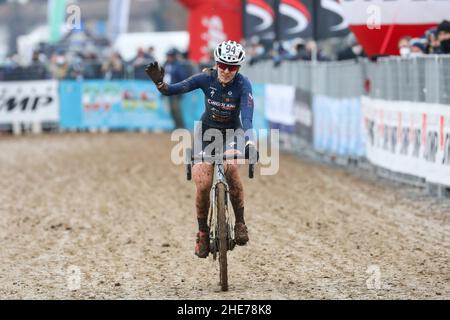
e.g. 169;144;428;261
242;55;450;103
0;62;144;81
365;55;450;104
242;58;364;98
242;56;450;197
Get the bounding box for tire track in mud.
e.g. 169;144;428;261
0;133;448;299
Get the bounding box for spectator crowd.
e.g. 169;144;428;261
0;43;200;82
397;20;450;57
1;20;449;82
246;20;450;65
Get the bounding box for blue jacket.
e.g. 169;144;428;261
158;68;254;141
163;60;188;84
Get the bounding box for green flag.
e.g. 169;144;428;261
48;0;67;44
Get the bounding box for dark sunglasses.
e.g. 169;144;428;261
217;62;240;72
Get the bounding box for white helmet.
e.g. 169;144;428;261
214;40;246;66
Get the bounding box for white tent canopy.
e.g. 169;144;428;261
17;25;49;64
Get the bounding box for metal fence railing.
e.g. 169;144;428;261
4;56;448;102
0;62;150;82
242;55;450;104
242;59;364;98
365;56;450;104
242;56;450;196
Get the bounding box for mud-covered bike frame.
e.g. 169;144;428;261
185;149;254;291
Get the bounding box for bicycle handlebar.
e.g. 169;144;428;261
190;153;251;162
185;148;256;179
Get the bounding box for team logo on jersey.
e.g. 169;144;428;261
228;91;232;96
210;87;217;98
207;99;236;110
248;93;253;108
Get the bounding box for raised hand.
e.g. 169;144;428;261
145;61;165;85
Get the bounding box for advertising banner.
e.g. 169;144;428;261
277;0;313;40
251;83;270;135
264;83;296;126
341;0;450;56
60;80;269;134
179;0;243;63
313;95;326;152
243;0;278;40
293;87;313;144
277;0;349;40
0;80;59;124
315;0;350;40
313;95;363;157
60;80;174;130
362;96;450;186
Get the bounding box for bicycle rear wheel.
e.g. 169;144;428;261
216;182;228;291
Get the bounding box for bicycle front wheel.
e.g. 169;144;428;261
216;182;228;292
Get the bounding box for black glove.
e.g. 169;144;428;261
245;142;259;163
145;62;165;85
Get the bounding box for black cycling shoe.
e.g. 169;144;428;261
195;230;210;258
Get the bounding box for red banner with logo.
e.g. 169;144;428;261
341;0;450;56
179;0;242;63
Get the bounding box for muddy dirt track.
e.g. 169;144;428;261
0;133;449;299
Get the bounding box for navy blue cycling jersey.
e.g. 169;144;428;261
157;68;254;141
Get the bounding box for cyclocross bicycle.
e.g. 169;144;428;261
185;148;254;291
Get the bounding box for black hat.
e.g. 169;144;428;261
166;48;179;56
410;38;426;52
425;27;437;38
437;20;450;34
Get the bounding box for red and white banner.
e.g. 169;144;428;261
244;0;278;40
245;0;349;41
178;0;242;63
341;0;450;56
362;96;450;186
